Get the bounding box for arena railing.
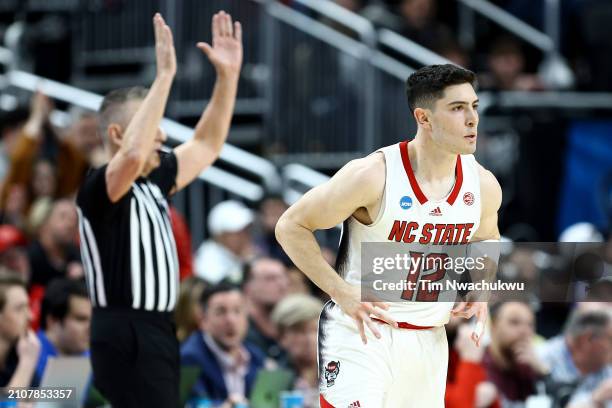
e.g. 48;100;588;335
457;0;555;53
168;0;268;117
457;0;574;89
262;0;377;168
2;69;282;246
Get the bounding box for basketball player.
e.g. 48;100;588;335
275;64;502;407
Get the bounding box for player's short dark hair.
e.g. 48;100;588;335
405;64;477;112
199;280;241;311
0;271;26;312
98;86;149;140
40;278;89;329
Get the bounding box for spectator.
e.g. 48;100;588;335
479;35;544;92
0;225;30;282
0;92;88;216
446;318;501;408
175;276;207;343
27;199;82;287
194;201;258;284
271;294;323;408
483;301;545;403
436;39;471;69
34;278;91;384
243;257;289;363
0;107;29;185
538;304;612;407
64;108;106;168
181;281;267;405
397;0;453;50
254;194;290;265
0;272;40;387
286;266;311;296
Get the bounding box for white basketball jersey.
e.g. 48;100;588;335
339;140;482;326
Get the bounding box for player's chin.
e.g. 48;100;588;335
459;141;477;155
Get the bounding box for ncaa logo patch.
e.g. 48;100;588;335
399;196;413;210
463;192;475;206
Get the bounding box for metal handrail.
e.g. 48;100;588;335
5;70;270;201
0;46;13;67
480;91;612;111
377;29;453;67
457;0;555;53
292;0;377;47
285;0;378;152
266;3;370;59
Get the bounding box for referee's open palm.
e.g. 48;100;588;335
197;11;243;78
153;13;176;78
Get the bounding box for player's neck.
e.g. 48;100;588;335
411;133;458;181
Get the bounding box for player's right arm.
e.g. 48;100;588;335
105;13;176;203
276;154;397;344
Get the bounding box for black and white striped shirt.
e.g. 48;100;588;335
76;152;179;312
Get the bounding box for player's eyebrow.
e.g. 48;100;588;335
447;99;479;106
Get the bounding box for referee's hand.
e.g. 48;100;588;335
335;284;398;345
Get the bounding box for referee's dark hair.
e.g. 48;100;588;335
199;280;242;311
40;278;89;330
405;64;476;112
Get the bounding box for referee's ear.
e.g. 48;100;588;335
107;123;124;149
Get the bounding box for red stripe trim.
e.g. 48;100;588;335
399;141;464;206
399;141;428;204
446;155;463;205
320;394;335;408
372;317;434;330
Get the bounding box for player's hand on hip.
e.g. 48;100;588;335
452;300;488;346
336;284;397;345
197;11;243;79
153;13;176;79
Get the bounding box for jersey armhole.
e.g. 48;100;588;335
350;150;387;228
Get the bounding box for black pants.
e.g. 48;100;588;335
90;308;179;408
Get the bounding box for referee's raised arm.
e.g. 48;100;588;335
171;11;243;194
75;11;243;408
105;13;176;203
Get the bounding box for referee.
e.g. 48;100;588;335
76;12;242;407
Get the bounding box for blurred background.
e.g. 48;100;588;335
0;0;611;407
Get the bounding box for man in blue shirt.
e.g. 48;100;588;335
181;281;267;405
34;278;91;383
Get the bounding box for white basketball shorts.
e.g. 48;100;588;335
318;301;448;408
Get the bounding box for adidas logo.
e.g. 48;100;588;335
429;207;443;216
348;401;361;408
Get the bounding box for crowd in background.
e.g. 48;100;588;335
299;0;612;92
0;87;610;407
0;1;610;407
